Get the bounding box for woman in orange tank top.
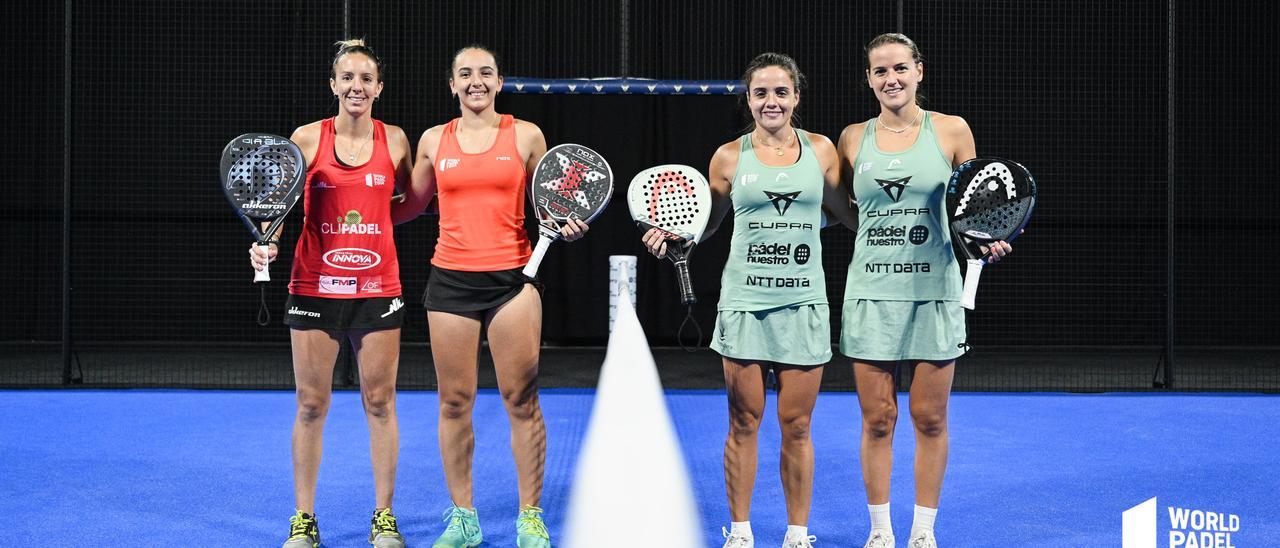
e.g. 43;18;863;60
393;45;587;548
249;39;413;548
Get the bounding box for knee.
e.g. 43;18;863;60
862;404;898;439
727;405;763;440
911;407;948;438
500;382;540;422
296;391;331;424
439;391;475;421
362;388;396;420
778;413;812;443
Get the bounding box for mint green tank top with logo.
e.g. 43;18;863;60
845;113;962;301
718;130;828;311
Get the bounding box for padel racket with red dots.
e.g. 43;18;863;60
627;165;712;304
945;157;1036;309
523;143;614;277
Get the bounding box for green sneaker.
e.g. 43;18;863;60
433;505;482;548
516;505;551;548
282;510;320;548
370;508;406;548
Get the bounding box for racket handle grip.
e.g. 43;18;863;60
523;236;552;277
960;258;984;310
675;259;697;305
254;243;272;283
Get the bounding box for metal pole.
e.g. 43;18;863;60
896;0;904;34
619;0;630;76
1163;0;1176;388
62;0;75;384
343;0;351;39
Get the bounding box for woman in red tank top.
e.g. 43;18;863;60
393;45;587;548
249;39;413;548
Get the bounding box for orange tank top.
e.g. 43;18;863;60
431;114;531;271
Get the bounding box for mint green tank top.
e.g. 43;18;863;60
844;112;962;301
718;129;828;311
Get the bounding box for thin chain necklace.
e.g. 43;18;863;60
339;122;374;163
877;107;924;134
753;129;795;156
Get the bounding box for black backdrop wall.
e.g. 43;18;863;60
6;1;1279;390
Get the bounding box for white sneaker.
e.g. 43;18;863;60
782;532;817;548
722;526;754;548
908;531;937;548
864;529;896;548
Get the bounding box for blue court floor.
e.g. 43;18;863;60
0;389;1276;546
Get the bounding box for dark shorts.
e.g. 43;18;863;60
283;294;405;330
423;266;542;314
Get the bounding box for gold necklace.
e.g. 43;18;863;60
877;107;924;134
754;130;795;156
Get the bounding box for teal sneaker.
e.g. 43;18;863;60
282;510;320;548
433;505;483;548
369;507;406;548
516;505;551;548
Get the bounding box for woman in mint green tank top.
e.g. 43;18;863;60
836;34;1013;548
642;53;857;548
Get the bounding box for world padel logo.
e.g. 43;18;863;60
365;174;386;187
764;191;801;216
323;248;381;270
1124;497;1242;548
438;158;460;171
875;176;912;202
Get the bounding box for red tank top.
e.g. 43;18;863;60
431;114;531;271
289;117;402;298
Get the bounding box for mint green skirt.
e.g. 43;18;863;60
710;304;832;366
839;299;967;361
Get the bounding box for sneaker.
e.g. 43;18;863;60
721;526;754;548
907;531;937;548
864;530;895;548
782;533;817;548
282;510;320;548
370;508;406;548
433;506;483;548
516;505;552;548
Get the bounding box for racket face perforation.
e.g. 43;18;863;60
220;133;305;222
945;157;1036;243
627;164;711;242
528;143;614;225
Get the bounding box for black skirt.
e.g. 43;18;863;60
423;266;543;314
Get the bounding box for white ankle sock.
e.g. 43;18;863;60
785;524;808;539
868;502;892;532
730;520;752;537
911;505;937;538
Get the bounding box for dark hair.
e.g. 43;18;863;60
332;38;383;81
448;44;503;81
738;52;806;130
864;33;926;106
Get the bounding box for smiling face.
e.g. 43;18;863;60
329;52;382;115
450;47;502;113
865;42;923;111
746;65;799;133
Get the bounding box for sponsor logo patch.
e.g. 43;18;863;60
319;276;358;294
323;248;381;270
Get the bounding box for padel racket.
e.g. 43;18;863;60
945;157;1036;309
627;165;712;304
523;143;614;277
220;133;306;283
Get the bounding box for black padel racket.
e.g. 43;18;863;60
627;165;712;304
945;157;1036;309
220;133;306;282
523;143;614;277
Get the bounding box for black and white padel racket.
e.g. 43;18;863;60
523;143;614;277
627;165;712;305
945;157;1036;309
220;133;306;283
